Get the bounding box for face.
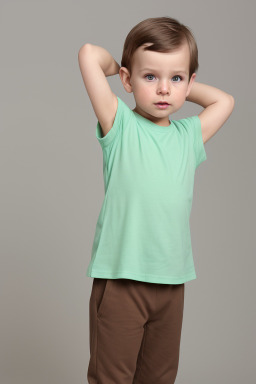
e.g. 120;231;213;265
119;42;196;126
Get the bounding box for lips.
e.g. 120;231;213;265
155;102;169;105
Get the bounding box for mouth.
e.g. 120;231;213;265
154;102;170;109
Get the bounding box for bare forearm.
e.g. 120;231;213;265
186;81;234;107
79;43;120;77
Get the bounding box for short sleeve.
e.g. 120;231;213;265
95;96;131;149
192;115;207;169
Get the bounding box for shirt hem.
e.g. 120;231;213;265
86;269;197;284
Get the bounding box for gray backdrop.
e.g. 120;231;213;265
1;0;255;383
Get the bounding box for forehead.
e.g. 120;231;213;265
132;42;190;73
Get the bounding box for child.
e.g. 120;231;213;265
78;16;234;384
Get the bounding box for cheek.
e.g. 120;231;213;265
136;85;151;98
133;79;146;93
175;87;188;99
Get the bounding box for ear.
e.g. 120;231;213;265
119;67;133;93
186;73;197;98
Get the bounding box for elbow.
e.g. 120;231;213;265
78;43;93;56
225;95;235;117
229;94;235;104
223;94;235;112
226;92;235;104
229;95;235;111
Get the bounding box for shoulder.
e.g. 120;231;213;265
96;96;133;149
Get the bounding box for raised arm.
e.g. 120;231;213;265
186;81;235;144
78;43;120;137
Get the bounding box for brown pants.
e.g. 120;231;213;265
87;278;185;384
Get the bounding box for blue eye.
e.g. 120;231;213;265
145;74;155;80
172;75;182;82
144;74;183;82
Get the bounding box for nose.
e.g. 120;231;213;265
157;80;170;95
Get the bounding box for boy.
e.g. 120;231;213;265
78;16;234;384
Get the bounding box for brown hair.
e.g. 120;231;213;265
121;16;199;82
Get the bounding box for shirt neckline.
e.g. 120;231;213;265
132;110;174;133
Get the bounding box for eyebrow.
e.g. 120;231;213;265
139;68;187;74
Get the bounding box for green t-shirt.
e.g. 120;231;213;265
86;96;207;284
